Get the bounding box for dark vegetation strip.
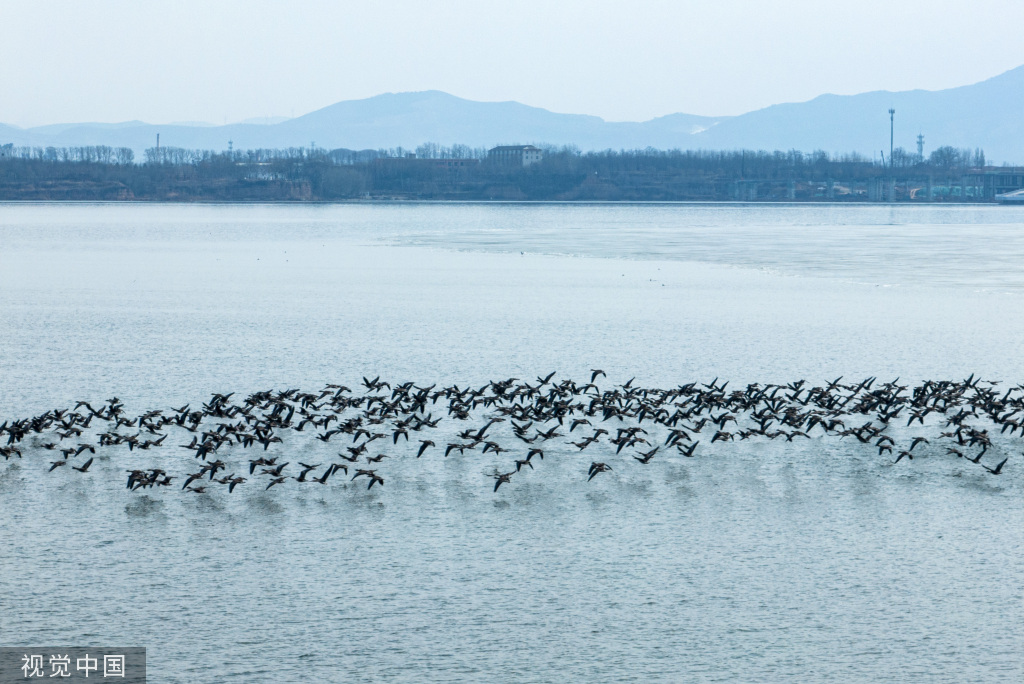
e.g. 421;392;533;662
0;144;1009;201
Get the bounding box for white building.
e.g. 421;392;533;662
488;145;543;167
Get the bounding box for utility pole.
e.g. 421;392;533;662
889;109;895;163
888;108;896;202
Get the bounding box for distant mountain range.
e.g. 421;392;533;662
3;66;1023;161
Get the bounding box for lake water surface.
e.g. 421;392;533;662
1;203;1023;682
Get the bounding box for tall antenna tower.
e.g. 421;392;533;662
888;109;896;202
888;109;895;168
916;134;924;161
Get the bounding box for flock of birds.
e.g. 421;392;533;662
0;372;1017;497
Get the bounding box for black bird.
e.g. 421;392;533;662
295;462;320;480
126;469;147;489
206;460;226;480
249;457;276;474
634;446;659;464
676;441;699;457
983;457;1008;475
570;419;592;432
416;440;435;458
327;463;348;478
71;457;94;473
293;469;315;483
894;450;914;464
492;472;513;492
182;471;205;489
261;462;289;477
588;462;612;481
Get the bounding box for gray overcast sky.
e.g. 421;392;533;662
3;0;1024;127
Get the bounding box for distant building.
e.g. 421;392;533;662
964;169;1024;199
488;145;543;167
430;158;480;169
373;157;480;169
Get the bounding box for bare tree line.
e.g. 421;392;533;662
139;143;489;166
0;140;998;172
3;145;135;164
0;138;1016;202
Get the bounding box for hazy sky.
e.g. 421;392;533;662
3;0;1024;127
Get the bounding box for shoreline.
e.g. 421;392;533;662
0;198;1006;205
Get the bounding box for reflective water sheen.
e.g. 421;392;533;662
1;203;1023;683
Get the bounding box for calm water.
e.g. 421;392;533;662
1;203;1023;682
